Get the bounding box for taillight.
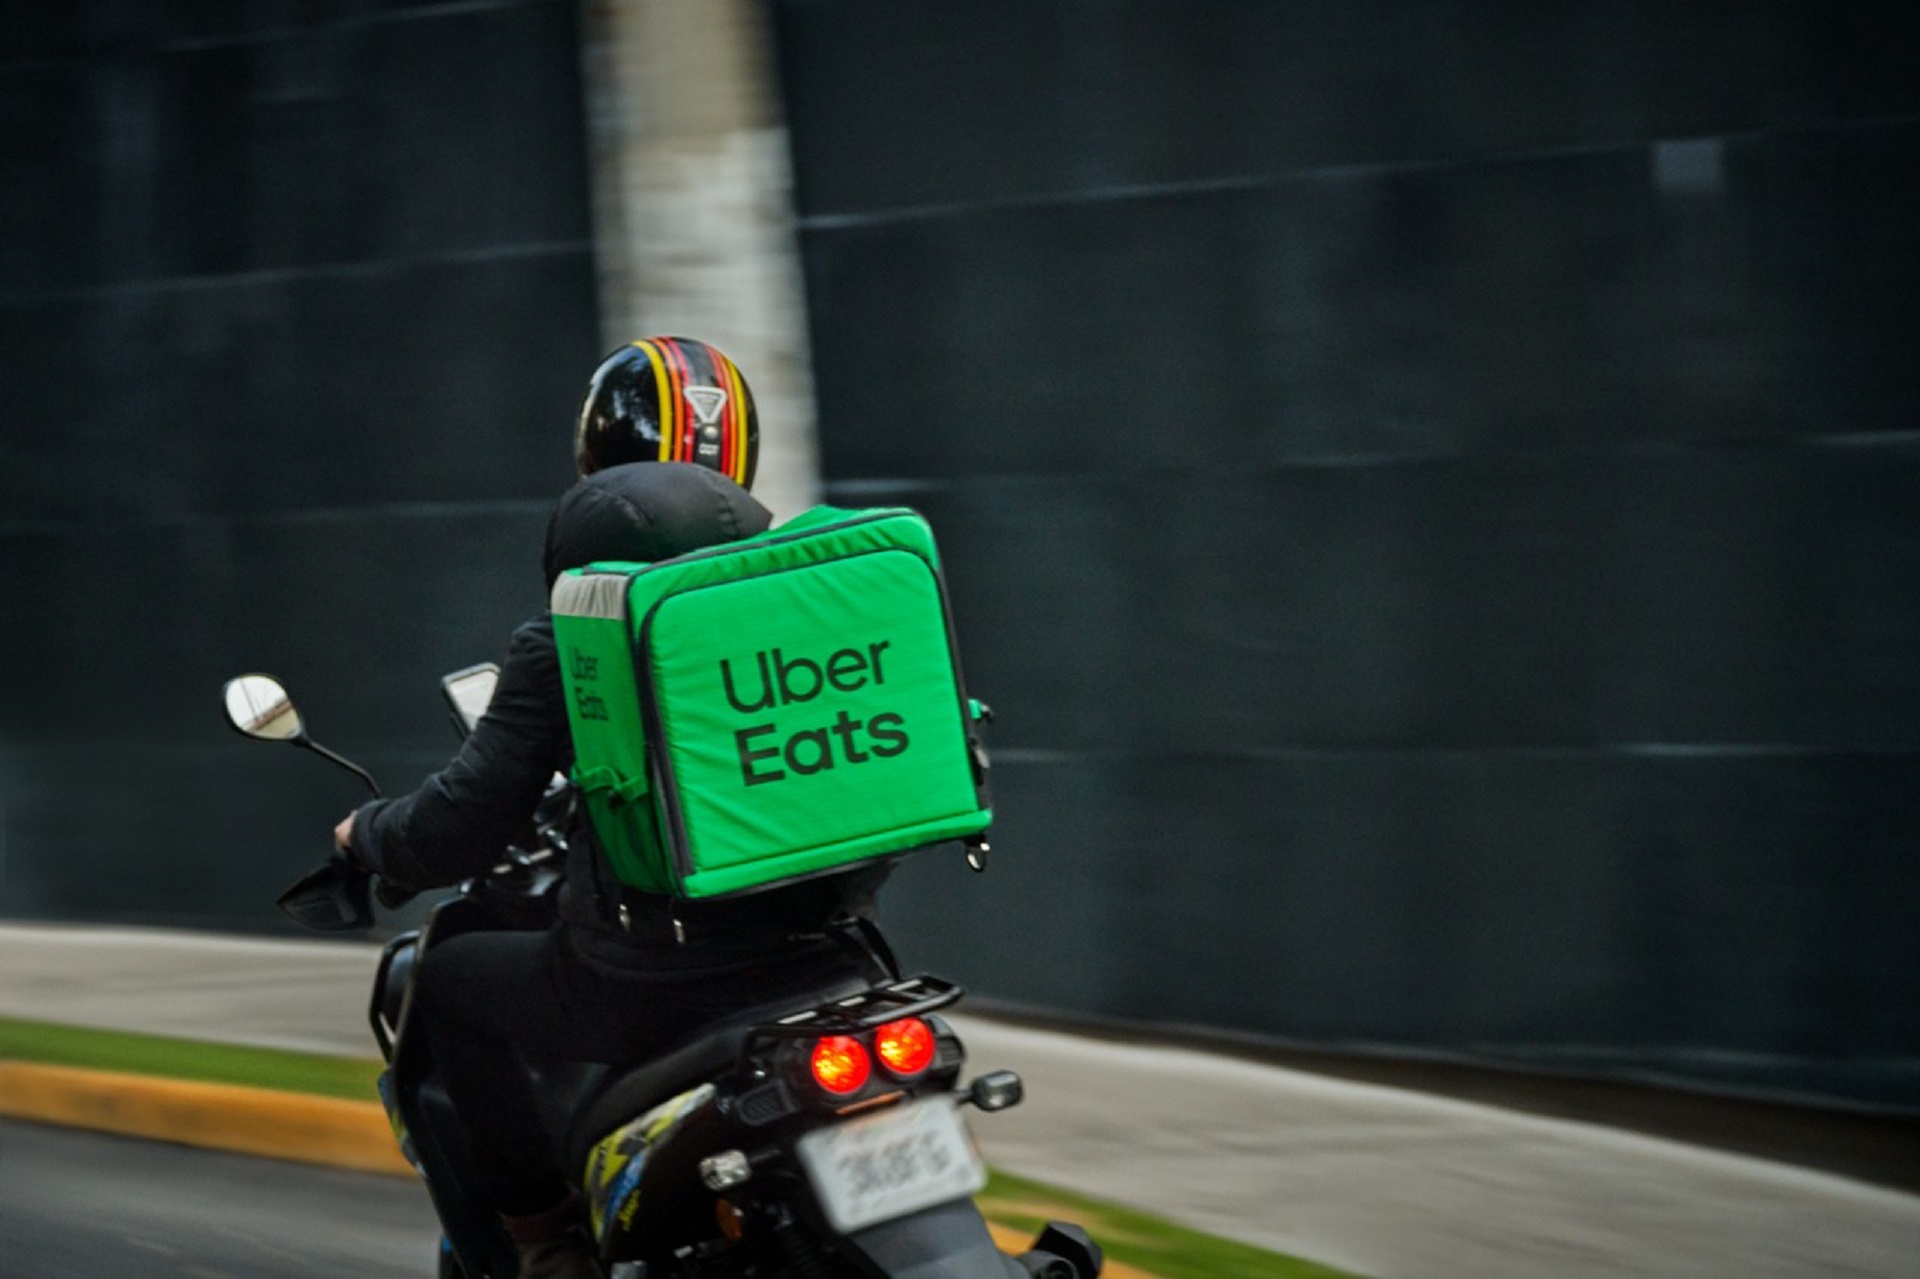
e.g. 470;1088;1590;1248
809;1035;871;1095
873;1016;936;1078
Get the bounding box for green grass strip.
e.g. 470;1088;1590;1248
1;1016;1359;1277
0;1016;383;1102
982;1169;1356;1279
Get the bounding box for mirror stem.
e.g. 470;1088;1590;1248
307;739;382;798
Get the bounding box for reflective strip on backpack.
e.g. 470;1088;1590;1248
552;571;633;620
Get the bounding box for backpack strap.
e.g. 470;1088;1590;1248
825;913;901;984
571;764;650;804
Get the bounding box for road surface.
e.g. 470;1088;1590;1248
0;1118;441;1279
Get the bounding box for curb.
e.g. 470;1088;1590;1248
1;1059;1154;1278
0;1060;413;1177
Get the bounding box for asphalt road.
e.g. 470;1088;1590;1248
0;1118;441;1279
5;925;1920;1278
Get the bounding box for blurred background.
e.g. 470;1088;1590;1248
2;0;1916;1122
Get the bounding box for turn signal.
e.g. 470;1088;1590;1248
873;1017;937;1078
809;1035;871;1095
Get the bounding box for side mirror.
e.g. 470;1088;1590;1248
440;662;500;738
223;674;305;743
220;672;380;797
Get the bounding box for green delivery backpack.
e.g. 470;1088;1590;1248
550;505;992;899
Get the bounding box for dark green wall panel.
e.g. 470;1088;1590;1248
0;2;596;928
775;0;1920;1110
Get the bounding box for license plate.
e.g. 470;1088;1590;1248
796;1096;987;1234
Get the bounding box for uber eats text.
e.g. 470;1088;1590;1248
720;642;907;786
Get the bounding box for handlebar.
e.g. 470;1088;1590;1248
276;853;376;932
279;837;566;934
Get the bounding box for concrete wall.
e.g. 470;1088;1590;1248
770;0;1920;1111
0;1;600;926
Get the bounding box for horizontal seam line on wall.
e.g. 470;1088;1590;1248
0;239;592;309
820;431;1920;490
161;0;561;52
989;745;1920;764
0;0;560;68
795;112;1920;232
0;499;557;538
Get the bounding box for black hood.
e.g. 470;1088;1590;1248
542;462;772;589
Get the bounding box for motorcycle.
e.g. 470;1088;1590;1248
220;668;1102;1279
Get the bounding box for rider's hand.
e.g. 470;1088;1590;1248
335;810;416;910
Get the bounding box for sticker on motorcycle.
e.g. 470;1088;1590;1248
584;1083;717;1242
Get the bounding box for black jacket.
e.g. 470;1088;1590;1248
350;463;886;972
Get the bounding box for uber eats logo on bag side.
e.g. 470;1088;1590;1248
570;650;609;720
719;642;909;787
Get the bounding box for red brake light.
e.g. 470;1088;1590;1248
809;1035;871;1095
874;1017;937;1078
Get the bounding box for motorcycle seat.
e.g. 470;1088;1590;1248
566;974;871;1166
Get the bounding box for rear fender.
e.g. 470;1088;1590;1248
844;1198;1026;1278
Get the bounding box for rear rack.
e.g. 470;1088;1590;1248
746;975;963;1048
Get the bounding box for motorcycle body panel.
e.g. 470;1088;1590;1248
588;1083;747;1263
373;899;530;1279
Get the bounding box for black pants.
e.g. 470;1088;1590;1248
411;924;861;1215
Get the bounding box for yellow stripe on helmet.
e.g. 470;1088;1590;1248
630;340;674;462
721;353;749;484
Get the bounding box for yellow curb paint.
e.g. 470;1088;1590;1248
1;1061;1161;1277
0;1061;413;1178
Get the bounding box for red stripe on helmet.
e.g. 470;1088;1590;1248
663;338;702;463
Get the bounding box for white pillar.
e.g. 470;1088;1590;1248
579;0;822;522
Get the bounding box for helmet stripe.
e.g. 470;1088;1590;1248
666;338;693;461
630;340;674;462
659;337;695;462
710;345;730;478
708;345;732;480
722;353;749;484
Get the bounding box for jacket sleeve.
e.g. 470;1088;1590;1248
350;614;569;890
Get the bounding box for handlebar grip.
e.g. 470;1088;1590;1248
277;853;375;932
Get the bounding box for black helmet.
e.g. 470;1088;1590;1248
575;338;760;487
